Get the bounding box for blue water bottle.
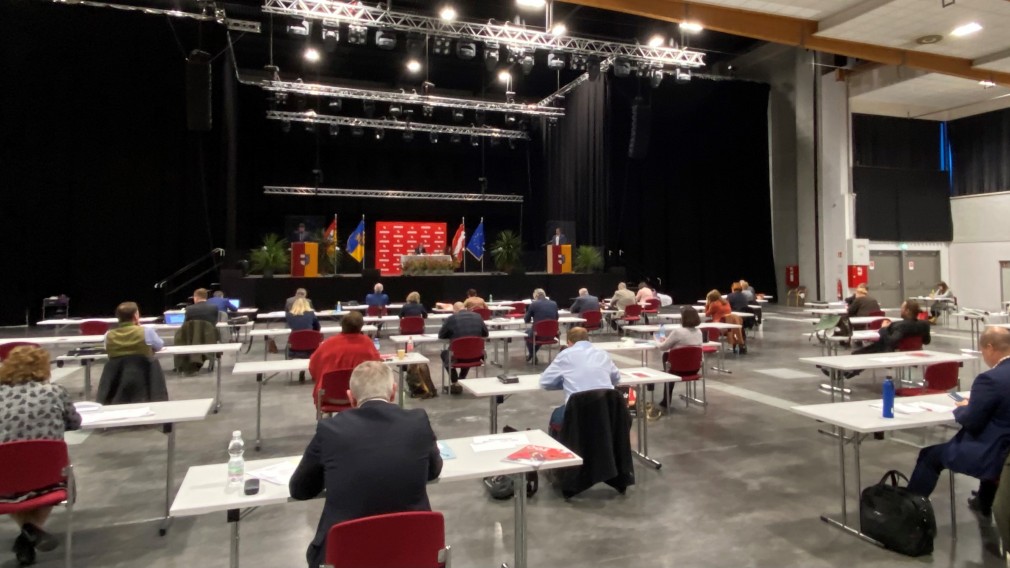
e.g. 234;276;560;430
882;376;895;418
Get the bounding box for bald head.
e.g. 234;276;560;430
981;327;1010;367
578;288;588;296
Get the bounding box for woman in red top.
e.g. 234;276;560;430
705;289;731;322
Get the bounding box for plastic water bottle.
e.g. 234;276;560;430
373;337;381;352
337;301;342;312
407;336;414;353
658;324;667;341
227;431;245;486
882;376;895;419
489;293;494;303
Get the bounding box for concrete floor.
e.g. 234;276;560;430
3;307;1006;568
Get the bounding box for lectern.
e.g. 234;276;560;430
547;245;572;274
291;242;319;277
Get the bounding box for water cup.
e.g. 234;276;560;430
396;349;406;359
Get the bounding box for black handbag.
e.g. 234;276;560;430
859;470;936;556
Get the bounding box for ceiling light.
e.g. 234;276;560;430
516;0;546;8
456;41;476;59
570;54;587;71
648;35;665;48
375;31;397;50
406;59;422;73
389;104;403;117
439;6;457;21
471;136;479;147
551;24;566;36
680;22;703;33
498;70;511;83
452;109;465;122
328;99;342;111
287;19;310;36
950;22;982;37
675;68;691;83
980;80;996;88
430;132;439;143
303;47;320;63
485;42;500;71
375;129;385;140
434;37;452;56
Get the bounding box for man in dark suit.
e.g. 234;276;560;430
549;227;567;246
569;288;600;315
414;243;426;254
437;302;488;394
184;288;220;326
292;222;310;243
525;288;559;363
290;361;443;568
907;326;1010;517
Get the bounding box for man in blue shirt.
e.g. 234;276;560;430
540;327;620;435
365;283;390;308
207;291;237;315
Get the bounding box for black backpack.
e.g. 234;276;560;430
860;470;936;556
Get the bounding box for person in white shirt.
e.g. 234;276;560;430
540;327;620;434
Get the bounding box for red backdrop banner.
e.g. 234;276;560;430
375;221;448;276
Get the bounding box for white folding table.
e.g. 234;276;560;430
170;429;581;568
388;330;526;374
799;350;975;401
36;317;157;335
246;325;377;360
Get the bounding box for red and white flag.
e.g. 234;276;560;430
451;223;466;260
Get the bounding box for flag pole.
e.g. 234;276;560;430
361;214;366;270
461;216;466;273
480;217;485;273
333;213;338;276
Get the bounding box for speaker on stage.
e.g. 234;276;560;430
628;98;650;160
186;49;212;132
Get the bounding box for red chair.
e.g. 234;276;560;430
527;319;560;366
324;511;449;568
399;316;425;335
582;310;603;333
665;345;705;407
79;320;109;335
441;337;486;393
316;368;354;420
868;310;886;317
896;361;961;397
641;298;660;323
366;305;387;317
0;440;74;568
287;330;323;382
0;342;40;361
896;336;924;352
506;302;526;319
473;308;492;321
616;305;642;333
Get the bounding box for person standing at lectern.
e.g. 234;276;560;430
550;227;567;246
292;223;310;243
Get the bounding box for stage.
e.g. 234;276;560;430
221;270;624;311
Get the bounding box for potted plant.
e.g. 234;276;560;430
573;245;604;273
491;230;524;273
249;233;290;277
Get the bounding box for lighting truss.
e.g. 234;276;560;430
264;186;524;203
47;0;261;31
538;56;614;107
261;0;706;69
261;80;564;117
267;110;530;140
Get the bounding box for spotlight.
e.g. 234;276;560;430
375;31;397;50
329;124;339;136
505;91;515;104
456;41;476;60
304;47;321;63
613;58;632;77
351;125;364;137
521;54;535;75
280;120;291;133
516;0;546;8
470;136;479;147
680;22;703;33
363;100;375;118
389;104;403;118
403;130;415;141
675;68;691;83
547;52;565;71
650;69;663;88
451;134;462;144
406;59;422;73
452;109;465;122
422;105;434;118
375;128;385;140
497;70;511;83
430;132;439;143
570;54;587;71
328;99;342;111
551;23;567;36
322;27;339;52
422;81;435;95
439;5;457;21
348;25;368;45
287;19;310;36
484;42;500;71
647;35;664;48
587;55;601;80
505;114;516;124
434;37;452;56
548;116;558;126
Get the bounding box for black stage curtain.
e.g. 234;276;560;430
948;107;1010;196
852;114;941;170
605;78;777;304
853;167;953;241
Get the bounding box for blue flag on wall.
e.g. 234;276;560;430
466;220;485;261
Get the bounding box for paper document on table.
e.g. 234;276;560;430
80;407;154;425
869;402;926;414
248;459;300;485
868;355;920;364
437;441;456;460
470;433;529;452
914;402;955;413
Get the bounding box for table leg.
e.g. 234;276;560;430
633;384;661;469
503;339;510;375
159;424;175;536
512;472;527;568
83;360;93;400
214;353;223;413
255;373;264;451
398;366;406;408
227;509;241;568
490;396;498;435
263;338;268;361
949;472;957;540
820;429;882;544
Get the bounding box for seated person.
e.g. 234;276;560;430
739;280;756;302
608;282;636;315
569;288;600;315
308;311;380;403
847;284;881;317
525;288;559;363
399;291;428;319
0;346;81;565
726;283;750;313
635;282;654;304
906;327;1010;518
929;281;954;322
540;327;621;435
185;288;220;327
462;288;487;311
413;243;426;254
106;301;164;358
290;361;443;568
286;288;311;312
207;291;237;315
706;289;745;353
654;307;703;410
286;297;321;332
437;302;489;394
853;300;930;355
365;283;389;309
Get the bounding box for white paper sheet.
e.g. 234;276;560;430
869;402;926;414
248;459;300;485
470;433;529;453
80;407;153;425
914;402;955;413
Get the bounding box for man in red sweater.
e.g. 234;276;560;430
309;311;380;402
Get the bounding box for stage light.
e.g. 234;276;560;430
505;113;516;124
322;27;339;52
389;104;403;117
648;35;664;48
452;109;465;122
569;54;587;71
403;130;414;141
680;22;703;33
406;59;422;73
675;68;691;83
485;42;500;71
351;125;364;136
375;31;397;50
649;69;663;88
430;132;439;143
951;22;982;37
375;128;385;140
547;116;558;126
521;54;535;75
328;99;342;111
451;134;462;144
505;91;515;104
471;136;479;147
456;41;476;60
551;24;567;36
613;58;632;77
439;6;457;21
422;105;434;118
363;100;376;118
329;124;340;136
287;19;310;36
516;0;546;8
547;52;565;71
434;37;452;56
304;47;321;63
348;25;368;45
498;70;511;83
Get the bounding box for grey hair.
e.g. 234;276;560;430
374;283;384;293
533;288;546;300
295;288;307;298
617;282;627;290
350;361;394;403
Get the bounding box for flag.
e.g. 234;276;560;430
451;223;466;261
466;220;485;261
347;219;365;262
324;218;337;242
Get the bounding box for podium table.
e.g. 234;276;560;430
547;244;571;274
290;242;318;277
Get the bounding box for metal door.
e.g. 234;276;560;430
902;251;941;301
1001;261;1010;309
868;251;903;309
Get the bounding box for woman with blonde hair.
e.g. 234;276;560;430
0;346;81;565
705;289;746;353
286;297;320;331
400;291;428;319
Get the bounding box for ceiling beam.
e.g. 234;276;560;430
974;47;1010;68
818;0;897;34
560;0;1010;86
